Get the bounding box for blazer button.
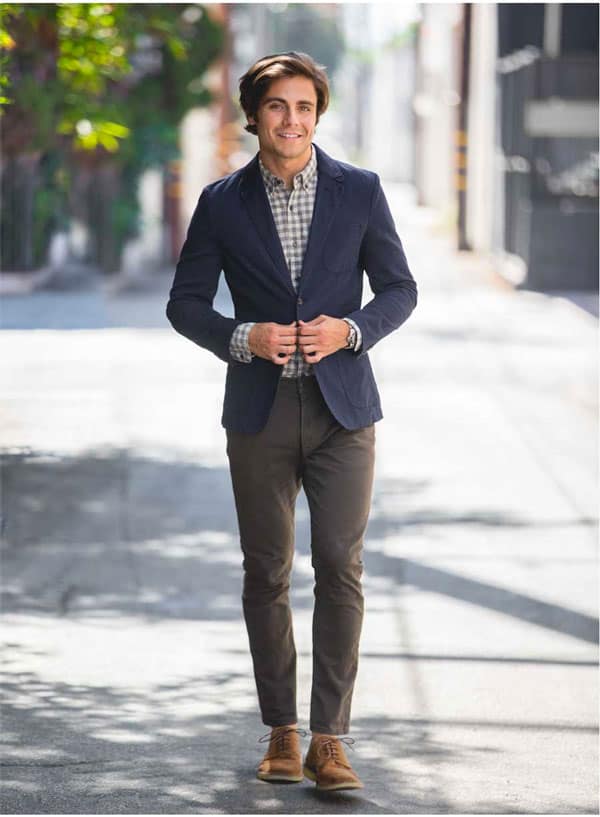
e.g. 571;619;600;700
297;297;303;305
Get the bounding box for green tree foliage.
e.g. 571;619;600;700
1;4;223;270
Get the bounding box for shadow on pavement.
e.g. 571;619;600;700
2;448;598;642
2;446;597;813
1;657;536;814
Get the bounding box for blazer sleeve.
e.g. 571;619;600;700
344;175;418;357
166;187;242;363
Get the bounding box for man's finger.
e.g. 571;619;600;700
298;326;319;338
302;342;319;355
299;316;326;327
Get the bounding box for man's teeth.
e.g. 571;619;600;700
279;134;300;138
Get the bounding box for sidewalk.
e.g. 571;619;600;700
1;186;598;814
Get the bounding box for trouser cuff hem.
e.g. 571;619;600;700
264;717;299;727
309;724;349;736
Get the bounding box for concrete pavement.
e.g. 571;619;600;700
1;185;598;814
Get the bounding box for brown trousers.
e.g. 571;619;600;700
225;374;375;735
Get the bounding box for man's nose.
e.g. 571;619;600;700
282;107;299;127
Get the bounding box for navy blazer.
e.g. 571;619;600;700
166;142;417;433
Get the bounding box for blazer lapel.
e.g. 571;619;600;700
298;143;344;294
238;143;345;298
239;155;295;296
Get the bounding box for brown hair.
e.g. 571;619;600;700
239;51;330;135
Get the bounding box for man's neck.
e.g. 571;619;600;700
259;144;313;189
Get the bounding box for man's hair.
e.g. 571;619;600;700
239;51;330;135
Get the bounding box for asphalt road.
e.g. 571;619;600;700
1;185;598;814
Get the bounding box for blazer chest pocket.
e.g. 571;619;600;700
323;221;364;271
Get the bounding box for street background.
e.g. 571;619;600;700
1;3;598;815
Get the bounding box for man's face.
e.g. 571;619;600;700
248;75;318;163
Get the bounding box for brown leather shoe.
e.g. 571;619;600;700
256;726;306;783
303;735;364;791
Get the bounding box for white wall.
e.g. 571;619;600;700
180;106;219;227
466;3;499;251
414;3;462;211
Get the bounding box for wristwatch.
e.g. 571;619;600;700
343;319;357;350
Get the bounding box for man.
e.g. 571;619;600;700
166;51;417;792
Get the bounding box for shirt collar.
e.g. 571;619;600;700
259;143;317;193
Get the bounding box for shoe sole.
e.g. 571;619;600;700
257;772;304;783
303;765;364;791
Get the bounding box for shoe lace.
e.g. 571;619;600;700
315;736;356;767
257;727;307;757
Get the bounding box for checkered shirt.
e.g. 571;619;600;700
229;143;361;377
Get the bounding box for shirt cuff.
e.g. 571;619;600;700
342;317;362;352
229;322;256;362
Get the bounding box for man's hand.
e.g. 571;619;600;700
248;321;298;365
298;315;348;364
